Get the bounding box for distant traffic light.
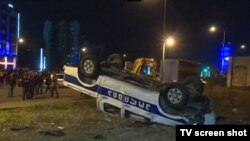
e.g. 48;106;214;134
201;67;211;78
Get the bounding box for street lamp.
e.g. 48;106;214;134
209;26;226;45
165;37;175;47
162;36;175;81
209;26;217;33
241;44;246;49
123;54;127;58
81;47;87;52
209;26;227;74
18;38;24;43
15;37;24;68
163;0;167;34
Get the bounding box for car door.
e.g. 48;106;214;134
122;83;156;122
97;76;125;117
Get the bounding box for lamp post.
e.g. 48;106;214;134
15;38;24;68
161;0;166;81
209;26;227;74
221;31;226;74
209;26;226;43
162;37;175;81
209;26;226;46
163;0;167;34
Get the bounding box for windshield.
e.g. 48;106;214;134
140;65;154;76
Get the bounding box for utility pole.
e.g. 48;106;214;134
162;0;167;81
163;0;167;35
221;31;226;74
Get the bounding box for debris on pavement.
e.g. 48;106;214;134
232;108;238;113
93;134;106;140
104;117;111;122
57;126;65;130
10;126;31;131
39;130;65;136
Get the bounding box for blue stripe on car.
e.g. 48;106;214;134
64;74;188;124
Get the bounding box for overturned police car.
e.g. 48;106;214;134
63;53;216;126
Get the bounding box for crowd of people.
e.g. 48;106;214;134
0;69;60;100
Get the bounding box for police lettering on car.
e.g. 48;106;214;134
107;90;151;111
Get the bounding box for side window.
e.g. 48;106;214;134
104;103;121;116
124;110;150;122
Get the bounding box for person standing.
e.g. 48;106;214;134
0;70;3;87
36;73;44;95
51;73;59;98
7;71;16;97
3;70;8;88
45;73;52;94
22;72;30;100
28;72;35;99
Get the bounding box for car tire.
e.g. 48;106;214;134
182;76;204;98
162;83;189;109
79;55;98;78
107;53;124;69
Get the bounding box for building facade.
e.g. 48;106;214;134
43;20;52;70
43;20;80;70
68;20;80;64
227;56;250;87
57;20;68;68
219;43;232;72
0;2;18;70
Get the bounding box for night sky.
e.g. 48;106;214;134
11;0;250;68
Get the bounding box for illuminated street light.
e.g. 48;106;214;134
162;36;176;81
81;47;87;52
241;45;246;49
209;25;226;44
16;37;25;68
123;54;127;58
165;37;175;47
209;26;216;33
8;4;14;8
18;38;24;43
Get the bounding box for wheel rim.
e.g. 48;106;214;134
167;88;183;104
83;59;94;74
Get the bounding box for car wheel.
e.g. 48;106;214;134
79;55;97;77
182;76;204;97
163;84;188;109
107;53;124;69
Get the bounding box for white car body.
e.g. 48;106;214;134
55;73;65;87
63;66;216;126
